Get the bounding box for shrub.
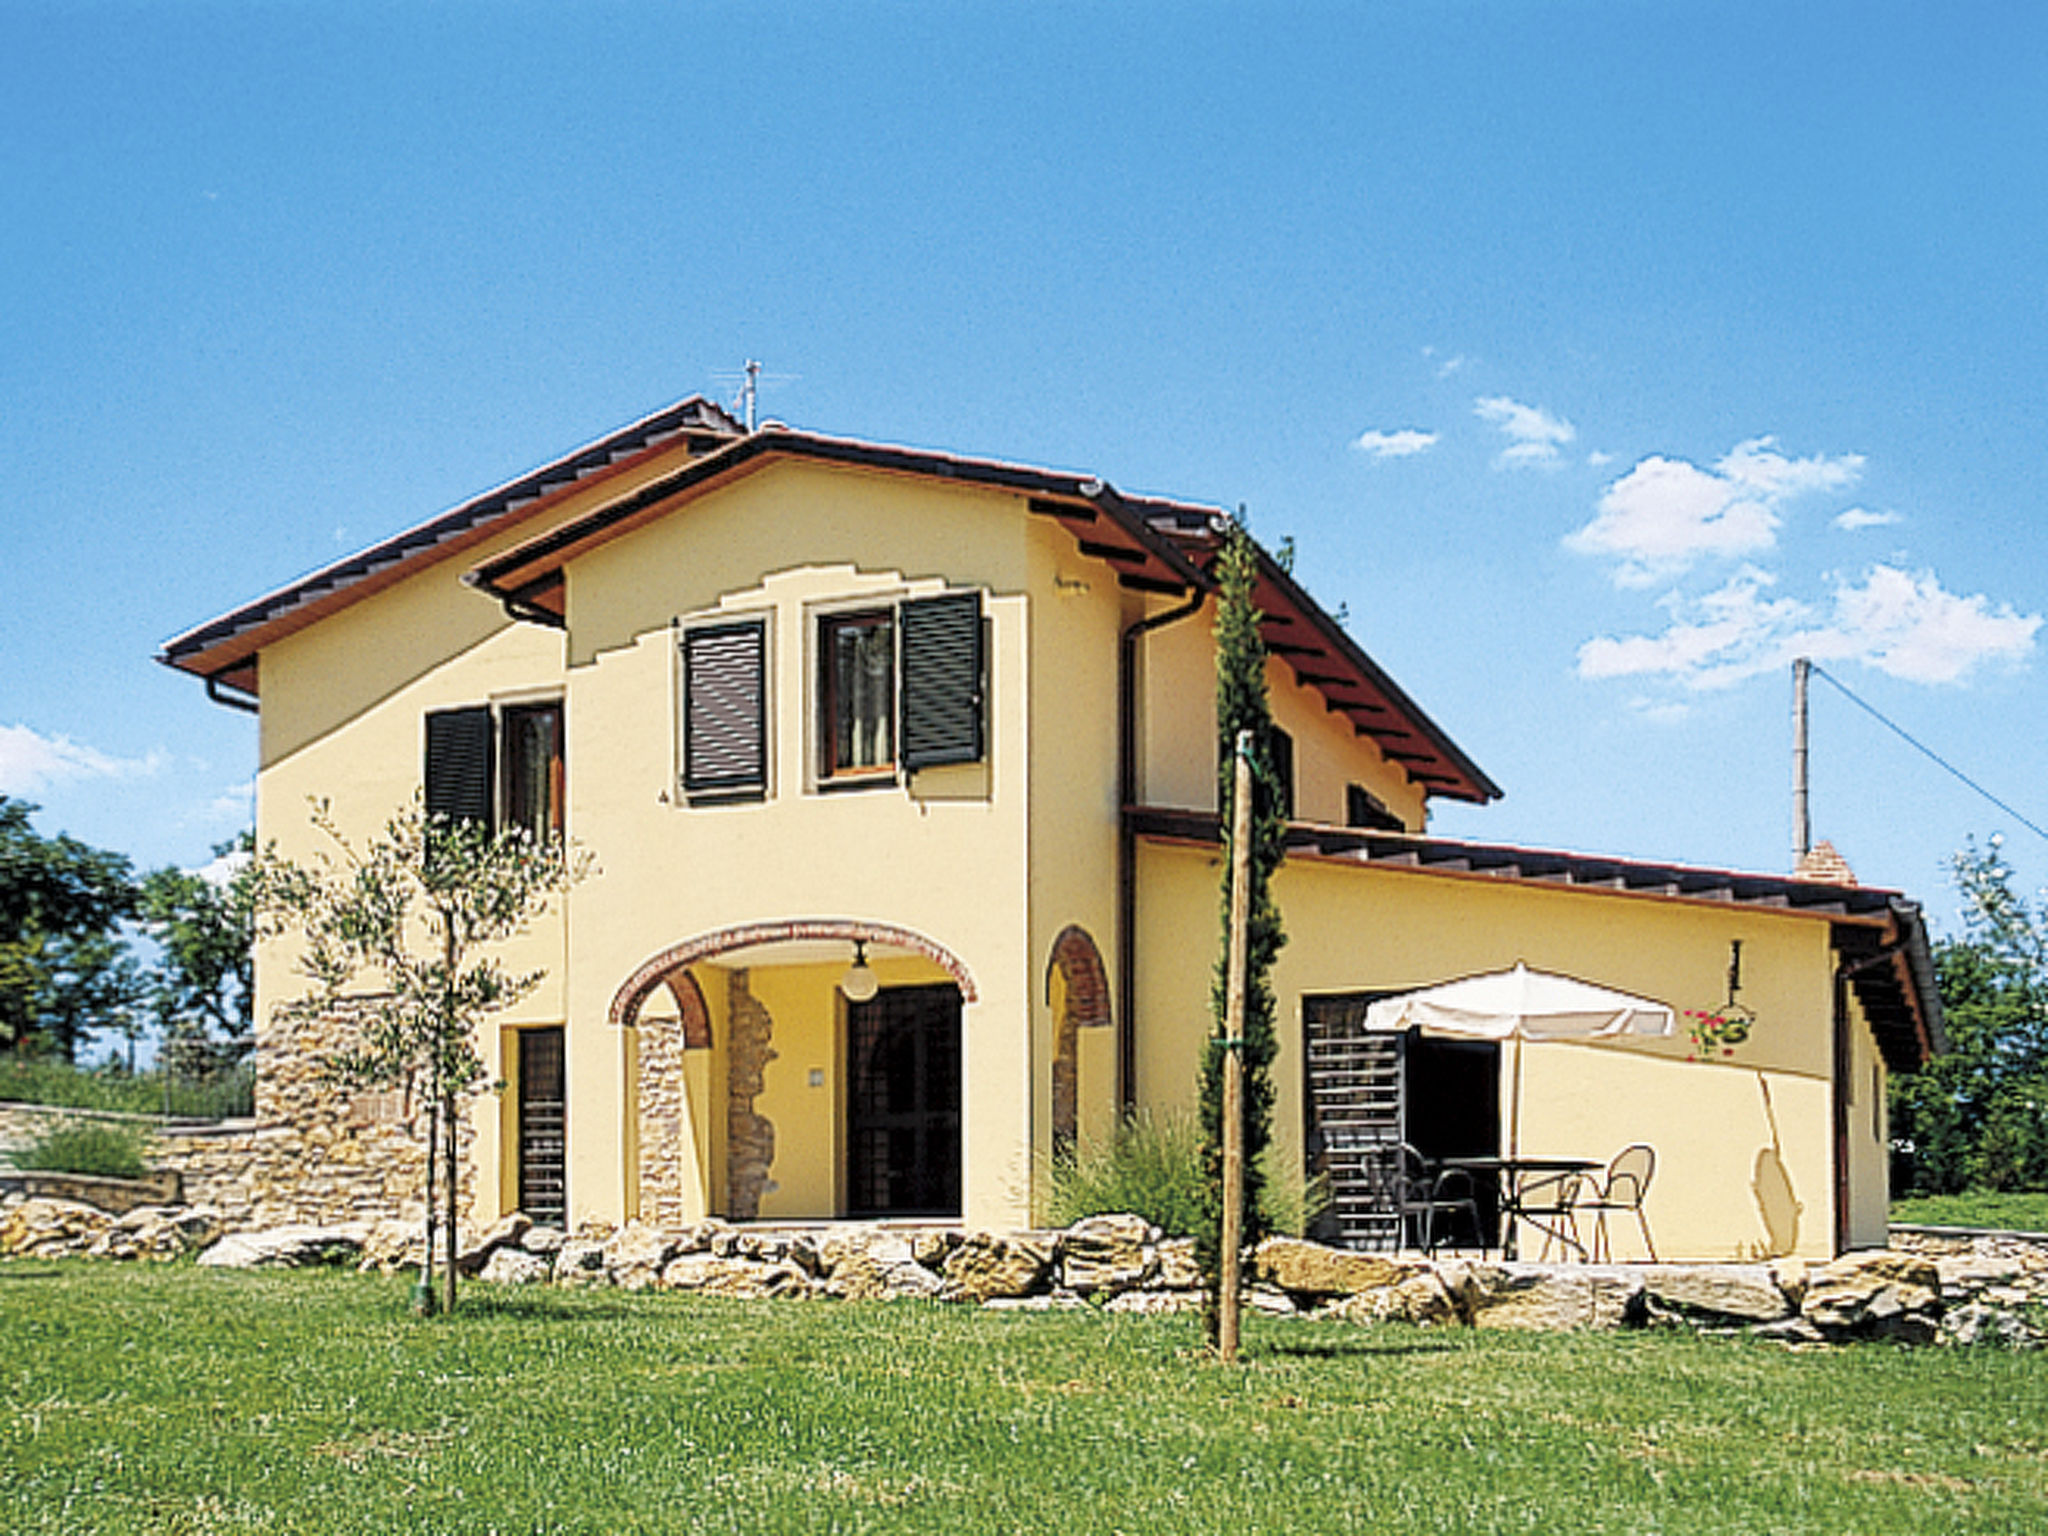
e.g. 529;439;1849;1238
13;1118;150;1180
1043;1110;1324;1238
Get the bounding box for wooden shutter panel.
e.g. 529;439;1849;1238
899;591;985;771
424;706;495;829
683;621;767;795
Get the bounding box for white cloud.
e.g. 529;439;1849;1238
1474;396;1575;468
205;778;256;825
0;724;163;796
1422;347;1467;378
1586;450;1615;468
1352;427;1438;459
1808;565;2041;684
1576;564;2040;690
1565;436;1864;586
1833;506;1902;531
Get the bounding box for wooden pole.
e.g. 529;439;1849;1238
1792;656;1812;864
1219;732;1254;1363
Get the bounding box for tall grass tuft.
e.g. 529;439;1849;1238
1043;1110;1324;1237
12;1118;150;1180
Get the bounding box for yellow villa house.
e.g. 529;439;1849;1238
161;396;1942;1261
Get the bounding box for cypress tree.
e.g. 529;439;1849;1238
1198;519;1288;1348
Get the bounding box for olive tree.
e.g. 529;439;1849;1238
258;798;586;1314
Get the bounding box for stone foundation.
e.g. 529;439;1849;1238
6;1193;2042;1349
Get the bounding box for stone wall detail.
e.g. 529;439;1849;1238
725;969;777;1221
634;973;709;1228
0;996;477;1233
1047;925;1112;1146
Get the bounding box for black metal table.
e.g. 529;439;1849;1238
1441;1156;1600;1260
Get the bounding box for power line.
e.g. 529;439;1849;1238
1808;661;2048;846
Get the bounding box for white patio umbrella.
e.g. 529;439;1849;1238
1362;962;1674;1159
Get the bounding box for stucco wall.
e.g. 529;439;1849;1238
1132;837;1880;1261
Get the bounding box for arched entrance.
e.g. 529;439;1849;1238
611;920;977;1225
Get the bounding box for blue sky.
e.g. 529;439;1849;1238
4;1;2045;933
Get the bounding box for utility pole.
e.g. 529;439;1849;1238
1218;731;1253;1363
1792;657;1812;865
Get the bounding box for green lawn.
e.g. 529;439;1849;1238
1893;1191;2048;1234
3;1265;2045;1534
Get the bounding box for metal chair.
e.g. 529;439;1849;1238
1508;1166;1587;1261
1578;1144;1657;1262
1394;1143;1487;1257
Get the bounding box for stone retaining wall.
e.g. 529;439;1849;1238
5;1194;2042;1349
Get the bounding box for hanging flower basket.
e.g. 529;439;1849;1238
1684;1003;1754;1061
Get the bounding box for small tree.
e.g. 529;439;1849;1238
258;798;586;1314
1197;520;1287;1351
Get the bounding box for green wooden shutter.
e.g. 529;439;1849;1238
899;591;984;771
682;620;768;795
425;706;495;829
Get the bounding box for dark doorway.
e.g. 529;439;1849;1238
846;983;961;1216
1303;993;1500;1250
516;1026;567;1229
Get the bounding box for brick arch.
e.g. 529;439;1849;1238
609;918;979;1029
1046;925;1112;1148
1046;925;1112;1032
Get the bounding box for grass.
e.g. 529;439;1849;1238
1041;1109;1324;1238
0;1055;253;1121
10;1118;149;1179
1893;1190;2048;1234
3;1265;2046;1534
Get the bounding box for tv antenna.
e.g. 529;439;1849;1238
712;360;800;431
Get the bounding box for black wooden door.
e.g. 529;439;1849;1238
517;1027;567;1229
846;983;961;1216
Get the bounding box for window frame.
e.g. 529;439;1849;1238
816;606;900;785
423;696;565;838
679;616;771;803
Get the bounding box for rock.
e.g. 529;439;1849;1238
459;1212;532;1273
1322;1270;1462;1327
0;1197;113;1258
1247;1285;1298;1315
813;1228;945;1300
1749;1315;1830;1348
1060;1214;1154;1295
88;1205;222;1262
1941;1301;2039;1349
1154;1237;1203;1291
943;1232;1051;1301
1254;1237;1430;1298
519;1224;567;1257
604;1222;680;1292
1464;1264;1641;1331
982;1292;1089;1312
1937;1253;2024;1298
911;1230;960;1268
358;1218;425;1274
1803;1250;1942;1338
553;1235;611;1287
661;1254;813;1299
197;1224;364;1269
1104;1289;1203;1315
1638;1264;1794;1325
479;1248;552;1286
1770;1257;1809;1308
